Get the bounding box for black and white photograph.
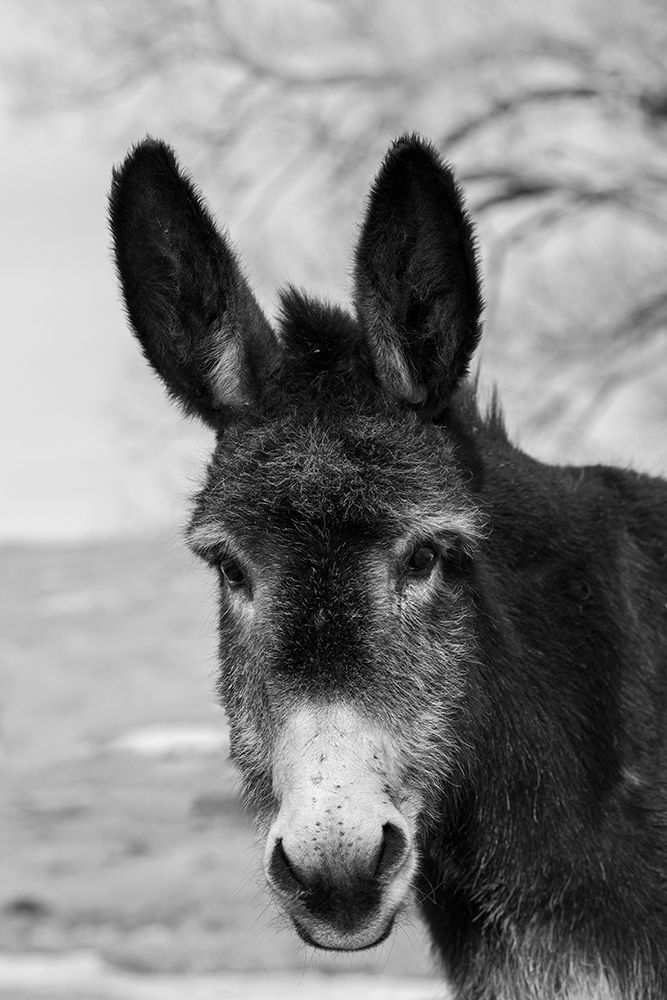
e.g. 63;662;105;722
1;2;667;998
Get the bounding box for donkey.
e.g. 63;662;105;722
109;134;667;999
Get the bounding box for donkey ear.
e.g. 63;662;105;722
109;138;278;426
354;135;483;415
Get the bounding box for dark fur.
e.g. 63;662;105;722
109;138;278;421
355;134;483;414
110;134;667;999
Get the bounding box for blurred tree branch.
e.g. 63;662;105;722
10;0;667;449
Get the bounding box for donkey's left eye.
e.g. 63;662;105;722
220;556;246;589
406;545;438;577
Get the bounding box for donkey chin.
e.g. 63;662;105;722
262;704;420;951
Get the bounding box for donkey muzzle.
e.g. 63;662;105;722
263;704;418;950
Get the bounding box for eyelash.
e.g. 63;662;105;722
404;543;439;578
401;534;471;579
218;552;248;590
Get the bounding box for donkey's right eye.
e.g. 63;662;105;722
219;556;246;589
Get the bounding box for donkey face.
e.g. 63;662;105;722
110;135;483;951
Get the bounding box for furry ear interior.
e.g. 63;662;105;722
354;134;483;415
109;138;278;426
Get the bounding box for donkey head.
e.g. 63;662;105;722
110;135;484;951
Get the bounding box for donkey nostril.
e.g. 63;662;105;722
376;822;409;878
268;838;304;896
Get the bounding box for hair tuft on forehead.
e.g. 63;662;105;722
276;286;366;378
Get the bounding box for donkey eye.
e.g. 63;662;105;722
219;556;246;589
406;544;438;577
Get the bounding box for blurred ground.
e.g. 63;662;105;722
0;537;439;997
0;952;443;1000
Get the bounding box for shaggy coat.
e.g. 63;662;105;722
110;134;667;999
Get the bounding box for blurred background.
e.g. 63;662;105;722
1;1;666;997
